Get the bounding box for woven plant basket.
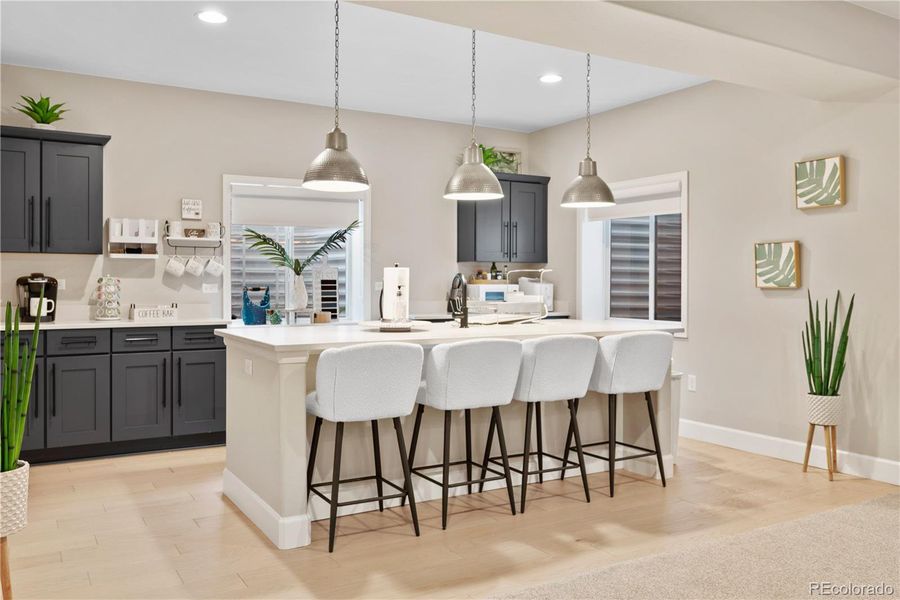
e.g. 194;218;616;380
807;394;842;426
0;461;29;537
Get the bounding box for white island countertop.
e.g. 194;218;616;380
216;319;683;353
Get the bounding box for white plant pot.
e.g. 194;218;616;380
31;123;56;130
0;461;30;537
807;394;842;426
290;274;309;311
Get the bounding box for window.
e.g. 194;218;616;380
579;171;687;333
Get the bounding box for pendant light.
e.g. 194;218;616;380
561;54;615;208
302;0;369;192
443;30;503;201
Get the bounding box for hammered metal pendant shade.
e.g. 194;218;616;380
444;142;504;201
561;157;615;207
302;127;369;192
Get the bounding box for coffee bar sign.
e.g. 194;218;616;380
130;304;179;322
182;198;202;220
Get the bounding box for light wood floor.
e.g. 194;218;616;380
8;439;894;600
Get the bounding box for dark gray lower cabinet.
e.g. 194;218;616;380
173;350;225;435
46;354;111;447
112;352;171;441
21;359;45;451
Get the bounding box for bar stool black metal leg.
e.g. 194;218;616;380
465;409;473;495
493;406;516;516
645;392;666;487
328;422;344;553
441;411;453;530
307;417;322;497
608;394;617;498
520;403;534;513
559;398;579;480
401;404;425;507
393;417;420;536
567;399;590;503
477;409;496;493
371;420;384;512
535;403;544;484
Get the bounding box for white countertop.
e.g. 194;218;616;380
411;311;570;320
1;318;230;331
215;319;683;353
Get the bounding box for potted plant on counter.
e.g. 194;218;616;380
1;293;44;599
243;220;359;311
13;95;68;130
801;290;855;481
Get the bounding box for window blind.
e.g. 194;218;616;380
608;217;650;319
654;214;682;321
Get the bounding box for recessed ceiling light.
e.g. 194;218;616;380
539;74;562;84
197;10;227;24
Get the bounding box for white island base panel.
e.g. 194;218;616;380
217;319;683;550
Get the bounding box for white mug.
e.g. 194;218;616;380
204;256;224;277
30;298;55;316
166;221;184;238
206;222;223;239
165;255;186;277
185;256;205;277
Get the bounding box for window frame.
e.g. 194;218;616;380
577;170;688;338
222;174;372;321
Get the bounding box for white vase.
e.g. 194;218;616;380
0;461;30;537
31;123;56;130
807;394;842;426
290;274;309;310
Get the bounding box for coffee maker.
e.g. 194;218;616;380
16;273;58;322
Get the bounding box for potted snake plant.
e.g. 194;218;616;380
1;293;43;597
801;291;855;426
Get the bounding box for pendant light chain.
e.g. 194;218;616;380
470;30;477;144
585;53;591;158
334;0;340;129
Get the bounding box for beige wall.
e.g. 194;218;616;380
530;81;899;462
0;65;529;318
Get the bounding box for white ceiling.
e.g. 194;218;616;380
0;1;708;132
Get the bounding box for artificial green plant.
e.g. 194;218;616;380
2;292;43;472
480;145;518;173
13;95;68;125
243;220;359;276
802;290;855;397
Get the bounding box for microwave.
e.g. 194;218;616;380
467;283;519;302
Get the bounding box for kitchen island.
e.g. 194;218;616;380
216;319;683;549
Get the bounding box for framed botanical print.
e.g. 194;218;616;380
795;155;844;209
755;241;800;289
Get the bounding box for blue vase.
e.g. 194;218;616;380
242;286;270;325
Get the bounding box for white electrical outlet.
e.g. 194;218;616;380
687;374;697;392
57;279;66;290
202;283;219;294
244;359;253;376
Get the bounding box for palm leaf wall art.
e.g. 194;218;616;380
755;241;800;289
795;155;844;208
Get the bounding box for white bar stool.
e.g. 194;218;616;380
482;335;599;512
306;342;424;552
561;331;674;497
405;339;522;529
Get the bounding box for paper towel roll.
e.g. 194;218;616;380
382;265;410;321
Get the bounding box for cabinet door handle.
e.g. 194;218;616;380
513;221;518;258
28;196;35;247
502;222;508;256
33;363;39;418
50;362;57;418
45;197;51;247
162;357;167;408
176;357;182;408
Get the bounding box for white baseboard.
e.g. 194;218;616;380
223;469;311;549
679;419;900;486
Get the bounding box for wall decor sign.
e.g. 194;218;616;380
755;241;800;289
795;155;844;209
181;198;203;220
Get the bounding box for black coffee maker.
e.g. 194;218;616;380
16;273;58;322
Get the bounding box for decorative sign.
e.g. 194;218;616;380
181;198;203;220
129;304;179;322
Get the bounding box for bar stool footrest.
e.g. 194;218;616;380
412;459;508;489
486;450;582;476
576;440;660;462
310;474;408;507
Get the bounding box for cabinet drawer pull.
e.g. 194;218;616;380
124;336;158;343
61;336;97;346
184;334;216;341
162;357;167;408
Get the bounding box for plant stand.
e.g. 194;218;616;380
1;536;10;600
803;423;838;481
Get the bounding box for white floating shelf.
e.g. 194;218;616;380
108;253;160;260
165;236;223;248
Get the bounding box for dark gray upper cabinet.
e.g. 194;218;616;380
173;349;225;435
1;137;41;252
457;173;549;264
112;352;171;441
46;354;111;448
0;126;110;255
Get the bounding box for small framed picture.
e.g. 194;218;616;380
182;198;203;220
755;241;800;289
795;155;844;209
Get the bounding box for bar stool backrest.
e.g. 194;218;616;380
424;339;523;410
315;342;424;422
590;332;674;395
514;335;599;403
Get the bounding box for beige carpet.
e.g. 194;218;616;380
500;493;900;600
